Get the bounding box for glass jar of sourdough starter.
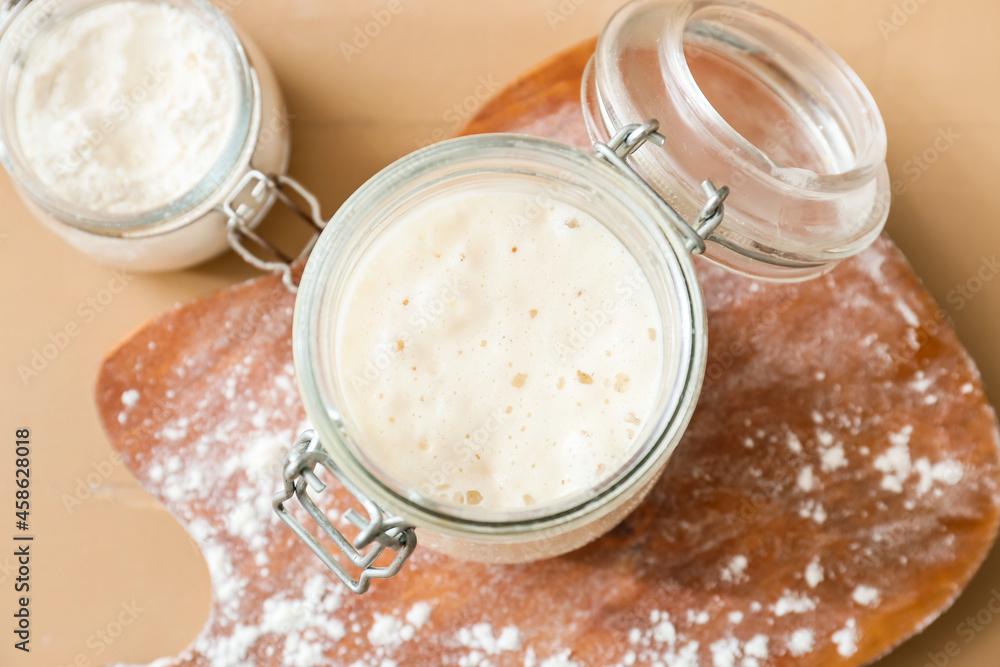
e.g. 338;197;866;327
0;0;321;287
273;0;890;593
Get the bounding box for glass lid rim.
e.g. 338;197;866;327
591;0;890;193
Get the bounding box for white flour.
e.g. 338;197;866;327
14;1;238;214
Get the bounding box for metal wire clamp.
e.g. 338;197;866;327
593;119;729;255
221;170;327;293
272;430;417;594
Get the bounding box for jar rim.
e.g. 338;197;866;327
294;134;708;539
0;0;257;236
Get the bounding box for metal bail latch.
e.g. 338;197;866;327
593;119;730;255
221;170;327;294
272;430;417;594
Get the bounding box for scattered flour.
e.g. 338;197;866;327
852;586;881;608
914;459;964;495
797;466;815;492
624;611;700;667
820;442;847;472
896;301;921;328
773;592;816;616
910;372;933;393
457;623;524;655
708;634;768;667
121;389;140;408
744;635;769;660
875;425;963;495
804;558;824;588
832;619;859;657
876;426;913;492
369;614;409;647
721;555;749;583
787;629;815;656
798;500;828;524
710;637;740;667
405;602;432;629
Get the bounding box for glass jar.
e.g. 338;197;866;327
287;135;704;573
0;0;300;276
268;0;888;594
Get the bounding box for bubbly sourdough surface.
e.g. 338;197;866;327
14;1;239;214
335;190;664;510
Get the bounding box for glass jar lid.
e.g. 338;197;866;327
582;0;891;281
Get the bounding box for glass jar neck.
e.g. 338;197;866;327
583;0;891;281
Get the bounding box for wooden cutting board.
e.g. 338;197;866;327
96;39;1000;667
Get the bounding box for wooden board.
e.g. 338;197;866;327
96;39;1000;667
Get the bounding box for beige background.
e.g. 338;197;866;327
0;0;998;665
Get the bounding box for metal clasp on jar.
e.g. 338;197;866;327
221;170;327;293
593;119;730;255
272;430;417;594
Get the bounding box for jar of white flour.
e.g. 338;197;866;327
0;0;312;284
